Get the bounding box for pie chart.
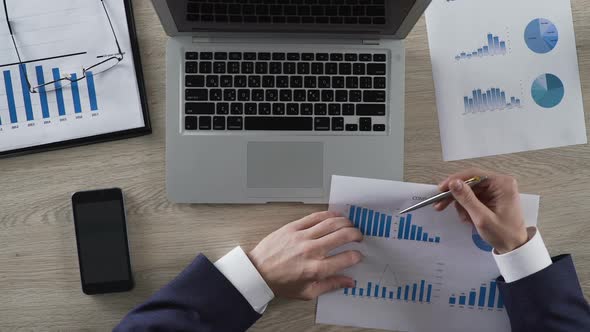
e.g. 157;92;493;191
531;73;565;108
525;18;559;54
472;226;492;252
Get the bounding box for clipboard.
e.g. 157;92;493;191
0;0;151;158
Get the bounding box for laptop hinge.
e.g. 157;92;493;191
191;36;368;45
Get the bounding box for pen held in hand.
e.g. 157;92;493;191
399;176;488;215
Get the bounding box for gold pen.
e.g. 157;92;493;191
399;176;488;215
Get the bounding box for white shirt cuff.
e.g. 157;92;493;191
493;227;552;283
214;246;275;314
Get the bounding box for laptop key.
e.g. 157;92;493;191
210;89;223;101
206;75;219;87
373;54;387;62
213;62;226;73
287;53;300;60
185;116;198;130
186;89;208;101
363;90;386;102
227;116;243;130
357;104;385;116
238;89;250;101
229;103;242;115
314;117;330;131
374;77;386;89
245;103;257;115
291;76;303;88
301;103;313;115
302;53;315;61
217;103;229;114
245;117;313;131
349;90;362;102
373;124;386;132
266;89;278;101
332;117;344;131
272;103;286;115
186;52;198;60
213;116;226;130
314;104;327;115
234;76;247;87
318;76;331;88
367;63;386;75
287;103;299;115
359;117;372;131
200;52;213;60
353;63;365;75
252;89;265;101
223;89;236;101
244;52;257;60
185;62;198;73
359;53;372;61
283;62;296;74
259;103;271;115
277;76;289;88
220;75;233;87
336;90;348;102
329;104;341;115
199;62;212;73
346;124;358;131
229;52;242;60
214;52;227;60
262;76;275;87
343;104;355;115
199;116;212;130
185;75;205;87
360;76;372;88
280;90;293;101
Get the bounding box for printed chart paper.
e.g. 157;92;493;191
0;0;146;153
426;0;586;161
316;176;540;332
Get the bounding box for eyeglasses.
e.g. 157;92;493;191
2;0;124;94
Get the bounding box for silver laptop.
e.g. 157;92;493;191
151;0;430;203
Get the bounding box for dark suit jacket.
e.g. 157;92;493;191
498;254;590;332
115;254;589;332
114;254;261;332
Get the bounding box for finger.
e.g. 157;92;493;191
307;217;355;239
433;196;454;211
315;227;363;251
291;211;341;230
316;250;363;279
448;179;491;221
438;168;492;191
304;275;355;300
455;201;472;224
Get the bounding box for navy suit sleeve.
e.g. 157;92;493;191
497;254;590;332
114;254;261;332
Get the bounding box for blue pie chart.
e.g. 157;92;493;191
525;18;559;54
472;226;493;252
532;73;564;108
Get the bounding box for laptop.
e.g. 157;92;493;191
151;0;430;203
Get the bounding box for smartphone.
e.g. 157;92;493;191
72;188;134;295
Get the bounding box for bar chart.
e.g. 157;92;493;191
0;64;99;126
462;87;522;114
448;280;504;310
344;279;434;304
348;206;441;243
455;33;508;61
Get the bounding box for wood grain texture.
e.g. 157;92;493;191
0;0;588;330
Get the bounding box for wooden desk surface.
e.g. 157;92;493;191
1;1;589;330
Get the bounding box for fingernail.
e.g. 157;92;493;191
450;179;463;192
433;202;441;210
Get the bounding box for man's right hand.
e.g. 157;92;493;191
248;211;363;301
435;168;529;254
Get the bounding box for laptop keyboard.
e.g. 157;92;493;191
184;50;388;133
186;0;386;25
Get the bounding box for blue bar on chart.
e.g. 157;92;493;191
348;206;392;238
449;280;504;309
86;71;99;111
342;279;434;304
35;66;50;119
19;65;34;121
3;70;18;124
70;73;83;114
52;68;67;116
455;33;508;61
468;291;476;306
463;87;522;114
397;213;441;243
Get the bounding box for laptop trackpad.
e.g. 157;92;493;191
247;142;324;189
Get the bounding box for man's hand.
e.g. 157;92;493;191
435;168;529;254
248;211;363;300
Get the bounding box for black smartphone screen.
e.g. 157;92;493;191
72;189;133;294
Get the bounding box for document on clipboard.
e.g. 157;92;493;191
0;0;150;157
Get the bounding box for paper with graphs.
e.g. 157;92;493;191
316;175;540;332
426;0;586;161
